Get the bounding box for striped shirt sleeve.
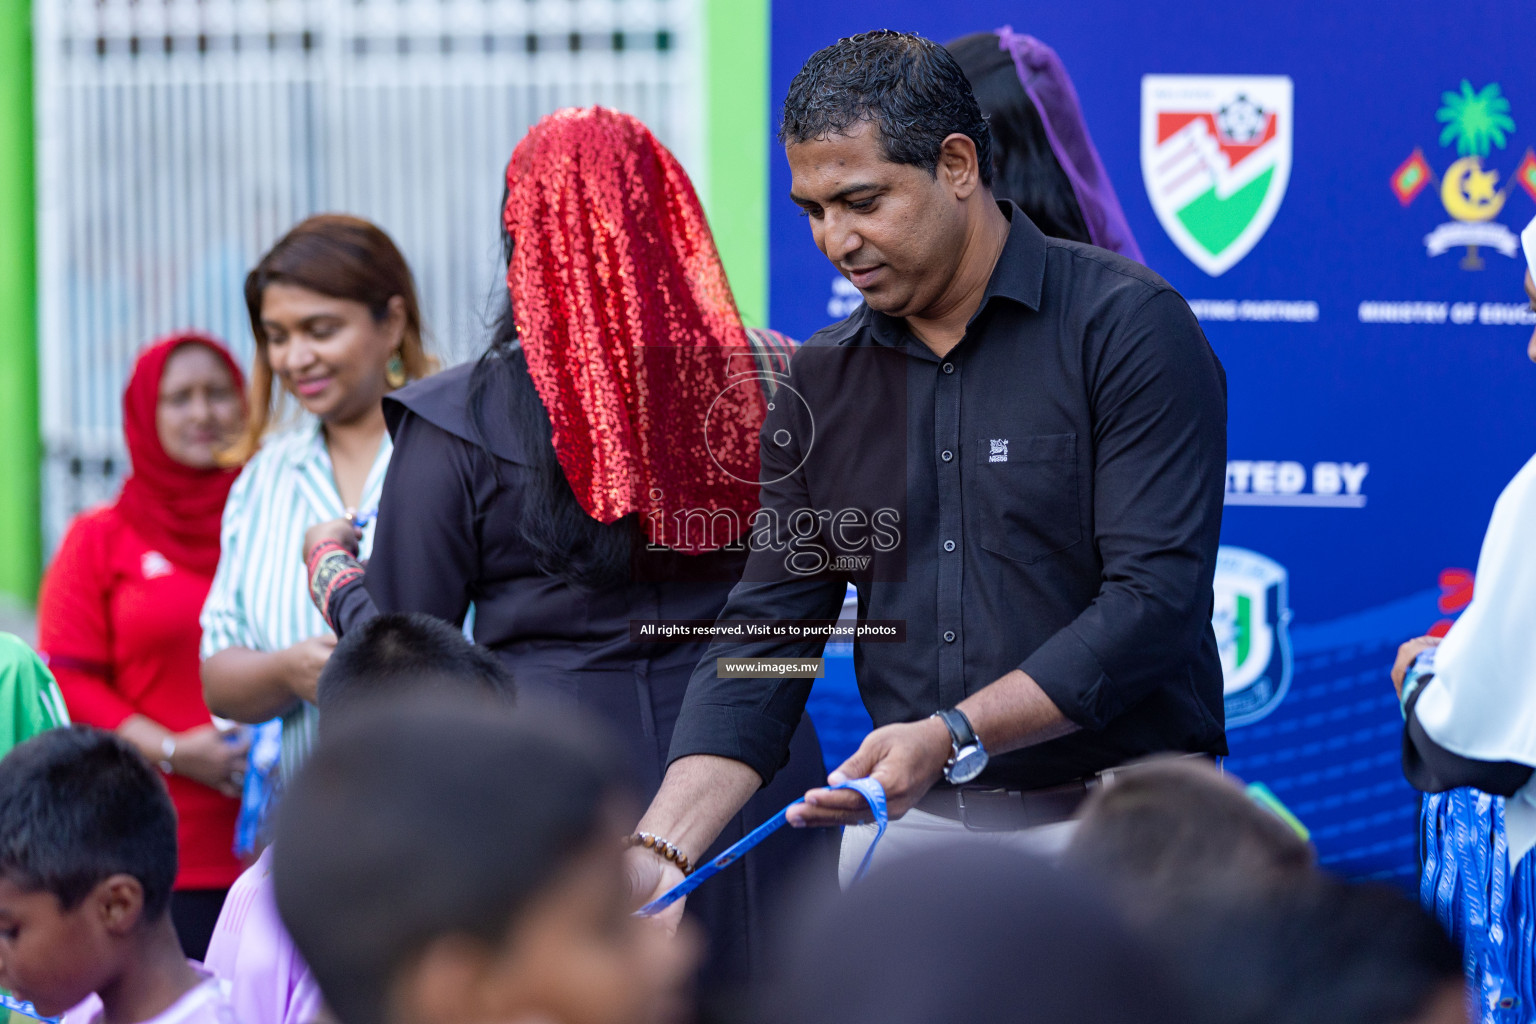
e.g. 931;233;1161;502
200;457;261;659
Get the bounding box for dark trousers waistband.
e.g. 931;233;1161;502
915;754;1212;832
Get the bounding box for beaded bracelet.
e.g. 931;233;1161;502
625;832;694;876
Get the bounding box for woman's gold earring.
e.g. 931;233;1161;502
385;350;407;389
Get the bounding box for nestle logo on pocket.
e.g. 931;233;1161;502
988;439;1009;463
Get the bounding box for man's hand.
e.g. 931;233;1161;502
1391;635;1442;698
623;844;687;936
788;716;952;828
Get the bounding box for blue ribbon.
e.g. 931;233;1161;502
1;992;59;1023
636;777;887;918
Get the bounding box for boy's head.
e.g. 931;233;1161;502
316;612;515;724
0;727;178;1016
1176;878;1467;1024
1066;757;1314;926
273;697;696;1024
765;844;1193;1024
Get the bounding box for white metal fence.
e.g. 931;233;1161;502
34;0;704;554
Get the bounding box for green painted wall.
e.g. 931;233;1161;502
0;0;39;608
703;0;770;328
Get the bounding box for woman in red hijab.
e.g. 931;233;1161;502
38;333;251;961
303;107;833;1008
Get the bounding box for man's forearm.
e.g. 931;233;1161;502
635;754;763;863
957;668;1078;756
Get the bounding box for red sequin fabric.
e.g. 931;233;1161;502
504;106;766;553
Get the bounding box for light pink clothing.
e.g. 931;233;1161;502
62;973;239;1024
202;849;324;1024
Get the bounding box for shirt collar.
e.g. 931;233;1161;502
863;199;1046;348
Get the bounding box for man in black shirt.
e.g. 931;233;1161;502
628;30;1226;908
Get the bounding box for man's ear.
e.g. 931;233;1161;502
398;935;500;1024
937;132;984;201
94;875;145;936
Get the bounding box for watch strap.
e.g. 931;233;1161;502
934;707;978;751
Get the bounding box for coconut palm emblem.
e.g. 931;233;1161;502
1392;81;1536;270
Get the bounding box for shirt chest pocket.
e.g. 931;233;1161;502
971;432;1083;564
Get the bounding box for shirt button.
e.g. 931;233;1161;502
942;362;955;374
943;540;956;552
941;450;953;462
943;631;957;643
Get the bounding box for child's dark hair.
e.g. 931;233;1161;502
1065;757;1314;925
1174;878;1463;1024
0;726;177;919
316;612;515;722
272;698;625;1024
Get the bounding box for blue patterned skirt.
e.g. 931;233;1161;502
1422;789;1536;1021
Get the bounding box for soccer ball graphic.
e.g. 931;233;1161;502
1216;94;1266;144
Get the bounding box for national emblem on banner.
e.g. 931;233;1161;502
1141;75;1293;276
1391;80;1535;270
1212;546;1294;727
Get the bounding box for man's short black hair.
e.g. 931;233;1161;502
780;30;993;187
317;612;515;722
273;698;624;1024
0;726;177;919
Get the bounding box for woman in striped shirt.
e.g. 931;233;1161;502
200;215;434;781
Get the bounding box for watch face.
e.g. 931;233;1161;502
947;745;988;785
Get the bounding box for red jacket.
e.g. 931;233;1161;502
38;506;241;890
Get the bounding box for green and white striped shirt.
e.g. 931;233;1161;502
200;420;390;781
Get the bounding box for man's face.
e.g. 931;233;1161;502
0;878;113;1017
788;121;970;320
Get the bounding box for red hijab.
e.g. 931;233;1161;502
115;333;246;577
503;107;764;553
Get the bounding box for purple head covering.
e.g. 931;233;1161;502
994;27;1142;261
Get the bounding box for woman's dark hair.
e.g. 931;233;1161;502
273;698;626;1024
0;726;178;920
946;33;1091;244
780;30;992;186
469;287;634;590
231;214;437;463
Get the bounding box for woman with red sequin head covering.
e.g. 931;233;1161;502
302;107;834;1002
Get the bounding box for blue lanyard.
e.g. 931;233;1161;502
636;777;888;918
2;992;59;1023
346;506;379;530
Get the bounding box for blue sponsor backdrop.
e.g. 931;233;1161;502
774;2;1536;884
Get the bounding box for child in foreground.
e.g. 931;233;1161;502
272;696;698;1024
203;613;516;1024
0;726;236;1024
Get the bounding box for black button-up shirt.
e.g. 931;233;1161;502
669;203;1228;790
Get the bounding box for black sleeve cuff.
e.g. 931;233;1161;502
665;702;799;788
1020;625;1114;731
1402;678;1533;796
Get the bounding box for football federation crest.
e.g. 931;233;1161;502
1142;75;1293;276
1212;546;1293;727
1391;80;1536;270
